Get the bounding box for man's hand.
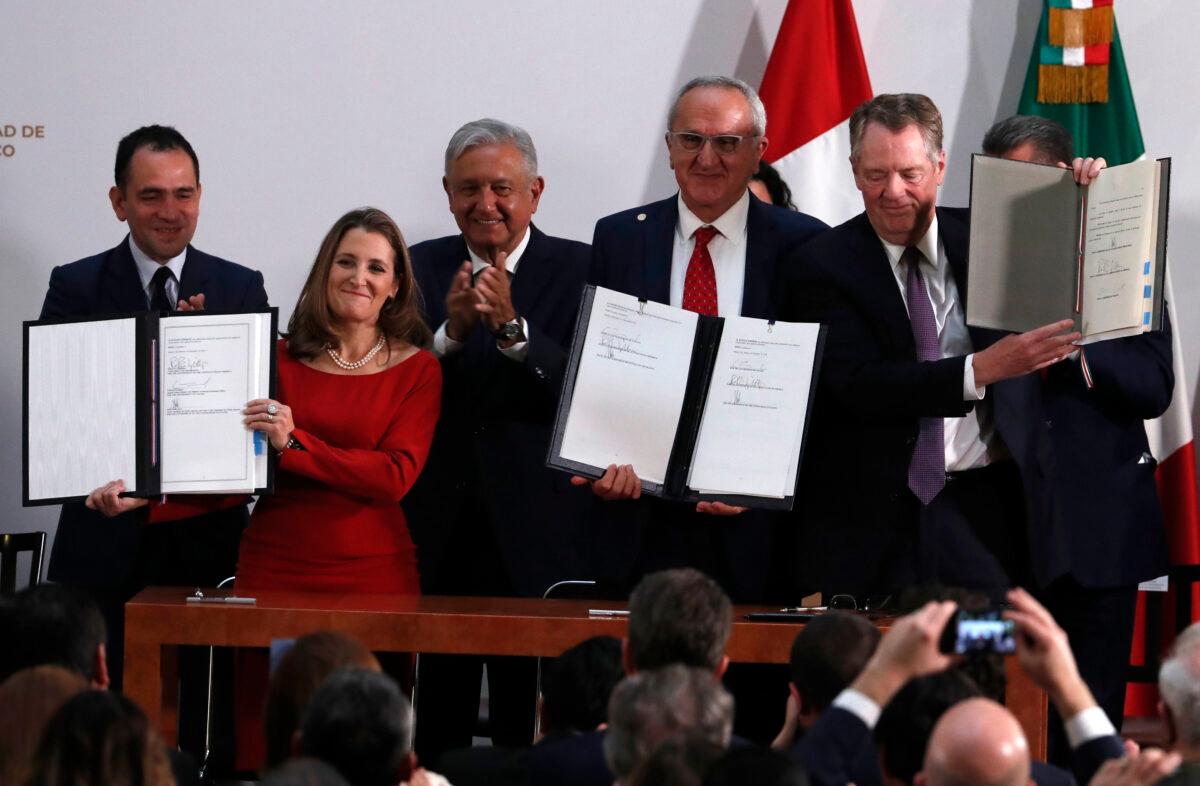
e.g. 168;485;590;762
851;600;958;708
85;479;149;517
973;319;1080;388
445;261;480;341
570;464;641;501
1004;587;1095;719
175;293;205;312
1062;156;1107;186
475;251;517;333
1088;747;1180;786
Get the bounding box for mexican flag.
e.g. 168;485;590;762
757;0;872;226
1019;0;1200;716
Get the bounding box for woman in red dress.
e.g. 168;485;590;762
238;206;440;594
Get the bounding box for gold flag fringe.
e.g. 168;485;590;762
1038;64;1109;103
1048;7;1114;48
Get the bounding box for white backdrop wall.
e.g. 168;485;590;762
2;2;1197;566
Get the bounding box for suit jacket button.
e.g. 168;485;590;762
1045;419;1053;430
534;367;548;381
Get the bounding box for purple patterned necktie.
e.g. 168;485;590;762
904;246;946;504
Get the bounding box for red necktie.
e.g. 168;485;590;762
682;225;720;316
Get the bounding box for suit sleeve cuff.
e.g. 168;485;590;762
1065;706;1117;748
963;354;986;400
432;320;464;358
831;688;881;729
498;317;530;362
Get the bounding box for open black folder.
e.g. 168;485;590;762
23;309;277;506
547;286;825;511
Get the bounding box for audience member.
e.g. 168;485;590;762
0;665;88;786
0;583;108;686
625;568;732;674
875;669;982;786
540;635;624;738
626;735;726;786
749;160;797;209
260;757;351;786
299;667;448;786
27;689;175;786
264;631;383;770
916;698;1031;786
605;665;734;786
704;747;809;786
1155;622;1200;784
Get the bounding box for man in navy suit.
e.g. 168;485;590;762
778;94;1082;603
38;125;268;694
403;118;590;760
579;75;827;607
982;114;1173;741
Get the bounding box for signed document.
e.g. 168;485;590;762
549;286;824;510
966;154;1169;344
23;309;277;506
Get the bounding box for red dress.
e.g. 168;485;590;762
236;341;442;594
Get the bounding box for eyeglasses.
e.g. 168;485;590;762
667;131;756;156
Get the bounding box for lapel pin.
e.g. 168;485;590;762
637;213;647;222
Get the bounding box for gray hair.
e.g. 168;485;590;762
443;118;538;180
849;93;943;165
627;568;732;672
668;76;767;137
1160;622;1200;747
604;665;734;781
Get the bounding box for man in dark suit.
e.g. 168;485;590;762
403;118;590;760
38;125;268;695
579;75;827;607
981;114;1173;740
778;94;1081;602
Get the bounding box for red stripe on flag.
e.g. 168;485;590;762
1157;442;1200;565
1083;43;1111;65
758;0;873;161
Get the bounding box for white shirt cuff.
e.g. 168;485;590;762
1065;706;1117;748
831;688;881;729
963;354;986;400
432;321;464;358
497;317;530;362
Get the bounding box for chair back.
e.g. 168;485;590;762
0;532;47;593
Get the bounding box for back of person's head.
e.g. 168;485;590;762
28;689;173;786
981;115;1074;166
627;569;732;673
541;635;624;735
604;665;733;783
626;735;726;786
917;698;1031;786
261;757;352;786
875;669;982;786
1;584;107;686
114;124;199;189
0;666;89;786
264;630;382;769
789;611;880;717
1159;621;1200;749
751;160;796;210
703;747;809;786
299;667;414;786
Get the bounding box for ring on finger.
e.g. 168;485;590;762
267;403;279;415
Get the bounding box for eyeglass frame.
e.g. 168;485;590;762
666;130;760;156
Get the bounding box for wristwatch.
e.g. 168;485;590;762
494;317;525;343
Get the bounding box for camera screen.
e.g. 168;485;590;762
954;610;1016;655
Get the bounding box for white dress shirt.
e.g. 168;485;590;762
878;215;1000;472
129;236;186;308
670;191;749;317
432;226;532;361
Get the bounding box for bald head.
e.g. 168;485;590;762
919;699;1032;786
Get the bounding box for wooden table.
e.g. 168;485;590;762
124;587;1048;758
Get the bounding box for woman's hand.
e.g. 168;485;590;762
85;479;149;517
244;398;295;452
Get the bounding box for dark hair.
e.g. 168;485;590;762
751;161;796;210
628;569;732;671
703;747;809;786
0;584;106;683
874;670;981;786
264;631;381;770
29;690;173;786
982;115;1074;165
114;125;199;190
300;667;413;786
849;93;943;163
0;665;89;786
261;757;351;786
788;611;881;714
541;635;624;734
284;207;432;360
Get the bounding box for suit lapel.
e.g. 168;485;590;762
641;197;677;305
103;237;154;312
510;224;555;319
850;214;915;357
742;195;775;318
177;246;210;303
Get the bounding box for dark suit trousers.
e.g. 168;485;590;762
918;461;1028;601
414;496;536;765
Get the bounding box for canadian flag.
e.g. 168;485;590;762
758;0;873;226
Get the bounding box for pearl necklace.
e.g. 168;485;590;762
325;333;386;370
